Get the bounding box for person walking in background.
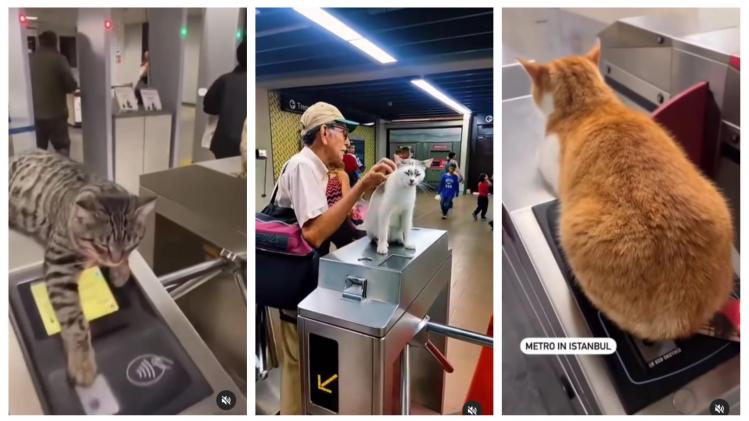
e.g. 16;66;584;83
29;31;78;157
393;146;412;164
326;164;349;208
342;143;360;186
472;173;492;220
326;162;364;248
438;163;460;219
134;50;149;106
204;39;247;159
445;151;463;180
354;146;365;173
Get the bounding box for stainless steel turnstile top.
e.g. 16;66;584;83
140;162;247;254
501;96;556;213
299;228;450;337
618;14;739;57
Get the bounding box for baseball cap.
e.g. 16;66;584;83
300;102;359;137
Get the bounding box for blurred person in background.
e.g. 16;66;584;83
204;39;247;159
30;30;78;157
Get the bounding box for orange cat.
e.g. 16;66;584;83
520;44;734;341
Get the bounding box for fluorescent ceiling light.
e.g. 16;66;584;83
294;8;361;41
294;7;396;64
348;38;396;64
391;117;458;122
411;79;471;115
363;122;375;126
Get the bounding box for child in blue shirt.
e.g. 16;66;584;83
438;163;460;219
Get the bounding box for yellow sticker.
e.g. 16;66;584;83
31;266;119;336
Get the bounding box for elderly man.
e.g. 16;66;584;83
274;102;395;414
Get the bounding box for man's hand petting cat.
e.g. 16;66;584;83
374;157;397;174
361;171;388;190
361;158;397;190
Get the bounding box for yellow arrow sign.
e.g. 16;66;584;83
317;374;338;394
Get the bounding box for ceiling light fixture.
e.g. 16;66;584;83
411;79;471;115
294;7;396;64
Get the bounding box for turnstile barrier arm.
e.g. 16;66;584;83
426;321;493;348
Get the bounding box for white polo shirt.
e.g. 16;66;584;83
275;146;329;228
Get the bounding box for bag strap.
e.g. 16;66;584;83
268;163;289;206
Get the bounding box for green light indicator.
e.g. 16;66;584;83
180;26;188;39
235;29;243;41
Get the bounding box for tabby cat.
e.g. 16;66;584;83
519;44;734;341
10;151;155;385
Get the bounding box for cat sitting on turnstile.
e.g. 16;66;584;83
365;158;431;255
519;43;734;341
9;151;155;386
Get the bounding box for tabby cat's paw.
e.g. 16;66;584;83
68;348;97;386
377;241;389;255
109;263;131;288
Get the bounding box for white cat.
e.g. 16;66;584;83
538;133;560;196
366;159;431;255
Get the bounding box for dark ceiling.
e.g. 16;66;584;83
281;68;493;121
256;8;494;120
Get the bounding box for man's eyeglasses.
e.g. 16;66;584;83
325;123;349;138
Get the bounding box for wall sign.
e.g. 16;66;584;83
140;89;162;111
113;86;138;112
281;94;311;114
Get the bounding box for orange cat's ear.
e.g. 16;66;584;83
518;59;546;86
586;42;601;65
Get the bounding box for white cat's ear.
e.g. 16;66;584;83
586;41;601;65
135;196;156;224
421;159;433;168
518;59;546;86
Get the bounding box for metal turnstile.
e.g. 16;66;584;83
9;232;246;415
297;228;492;415
599;14;740;248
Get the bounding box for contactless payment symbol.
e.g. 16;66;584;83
125;354;173;387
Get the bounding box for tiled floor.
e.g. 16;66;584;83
410;190;494;414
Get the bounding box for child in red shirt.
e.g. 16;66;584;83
472;173;492;220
